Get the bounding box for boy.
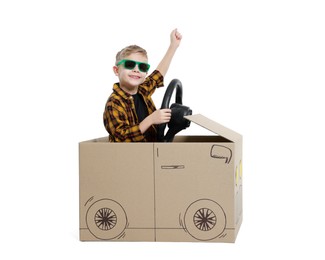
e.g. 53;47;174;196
103;29;182;142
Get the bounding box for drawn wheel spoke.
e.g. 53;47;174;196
193;208;216;231
94;208;117;230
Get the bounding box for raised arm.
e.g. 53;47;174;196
156;29;182;77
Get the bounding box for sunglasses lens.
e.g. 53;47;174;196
124;60;136;70
139;63;149;72
119;60;149;72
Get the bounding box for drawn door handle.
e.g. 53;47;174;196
161;165;185;170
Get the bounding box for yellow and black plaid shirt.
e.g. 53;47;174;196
103;70;164;142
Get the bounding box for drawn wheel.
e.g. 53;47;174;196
86;199;127;240
193;208;216;231
184;199;226;241
95;208;117;230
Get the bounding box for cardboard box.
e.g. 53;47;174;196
79;114;243;242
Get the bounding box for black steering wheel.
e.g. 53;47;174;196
157;79;192;142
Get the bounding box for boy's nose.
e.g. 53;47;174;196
132;64;140;72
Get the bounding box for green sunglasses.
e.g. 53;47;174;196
117;59;150;73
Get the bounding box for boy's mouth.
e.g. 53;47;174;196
129;75;141;79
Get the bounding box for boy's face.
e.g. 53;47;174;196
113;53;148;95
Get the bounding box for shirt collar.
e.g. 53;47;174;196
113;83;132;100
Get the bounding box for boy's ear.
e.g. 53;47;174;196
113;66;119;76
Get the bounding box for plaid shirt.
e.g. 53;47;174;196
103;70;164;142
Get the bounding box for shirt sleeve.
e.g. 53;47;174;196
138;70;164;97
104;99;146;142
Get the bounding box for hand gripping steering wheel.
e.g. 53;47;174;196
157;79;192;142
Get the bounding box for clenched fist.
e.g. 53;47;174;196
150;109;172;124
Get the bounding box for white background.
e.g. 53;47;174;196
1;0;325;259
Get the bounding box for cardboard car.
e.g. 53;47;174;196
79;114;243;242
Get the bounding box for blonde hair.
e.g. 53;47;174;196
115;45;148;65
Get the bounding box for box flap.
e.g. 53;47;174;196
184;114;242;142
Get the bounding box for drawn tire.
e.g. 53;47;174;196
86;199;127;240
184;199;226;241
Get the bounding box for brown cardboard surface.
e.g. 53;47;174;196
79;114;243;242
184;114;242;142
